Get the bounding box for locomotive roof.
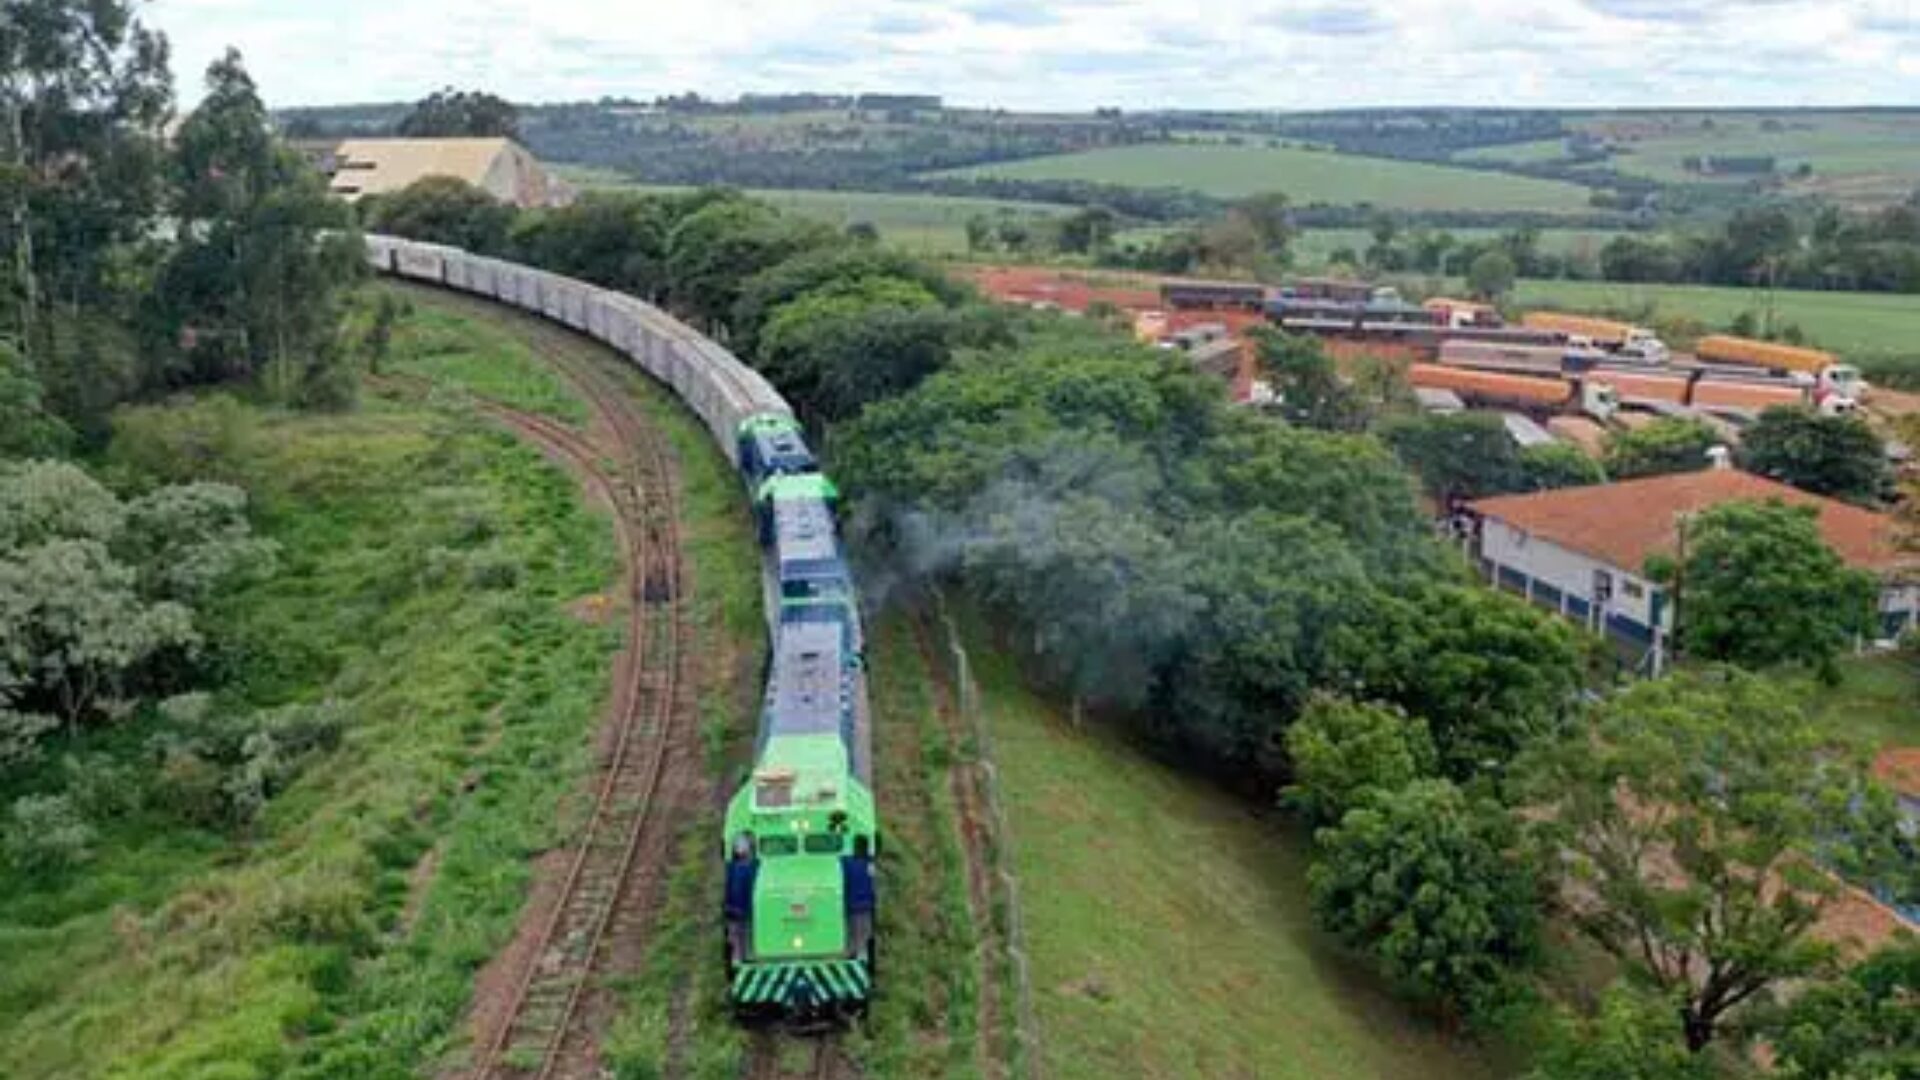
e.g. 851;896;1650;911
766;620;847;738
773;496;840;566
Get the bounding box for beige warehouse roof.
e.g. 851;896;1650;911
328;137;515;199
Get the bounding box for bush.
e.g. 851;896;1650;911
1283;696;1435;825
5;794;97;873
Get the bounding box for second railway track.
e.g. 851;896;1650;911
386;288;708;1080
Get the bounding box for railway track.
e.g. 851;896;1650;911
378;291;703;1080
743;1031;851;1080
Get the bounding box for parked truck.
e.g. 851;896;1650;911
1520;311;1670;363
1407;364;1618;421
1692;335;1864;401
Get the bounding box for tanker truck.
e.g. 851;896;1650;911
1692;335;1864;402
1520;312;1670;364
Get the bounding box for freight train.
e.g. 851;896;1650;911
365;235;877;1018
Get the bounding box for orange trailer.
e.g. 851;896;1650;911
1407;363;1573;407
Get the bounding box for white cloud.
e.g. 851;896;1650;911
145;0;1920;109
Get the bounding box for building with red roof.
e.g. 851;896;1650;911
1464;466;1918;672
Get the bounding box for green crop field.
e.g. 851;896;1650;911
1455;138;1578;165
961;616;1507;1080
557;167;1072;253
1568;112;1920;206
1478;278;1920;360
933;142;1597;212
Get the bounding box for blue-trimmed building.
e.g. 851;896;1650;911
1466;467;1918;674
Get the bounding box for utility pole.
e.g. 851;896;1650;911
4;90;37;353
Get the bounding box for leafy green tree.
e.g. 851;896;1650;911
1231;191;1293;261
1466;249;1517;300
395;87;519;138
1165;512;1378;772
0;0;171;358
152;50;363;405
758;276;974;421
0;341;72;458
0;460;267;740
731;244;967;359
1380;412;1525;502
1603;417;1722;479
963;214;994;253
1526;982;1713;1080
1252;327;1369;432
1055;205;1117;254
0;537;197;727
664;195;836;329
1739;406;1892;506
360;176;515;254
1519;442;1605;491
1766;940;1920;1080
1331;582;1587;779
1652;499;1877;676
1520;670;1909;1054
1309;778;1540;1019
1283;696;1435;825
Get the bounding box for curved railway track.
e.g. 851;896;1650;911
380;289;703;1080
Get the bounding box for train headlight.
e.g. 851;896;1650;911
792;936;805;950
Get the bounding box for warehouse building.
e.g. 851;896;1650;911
326;137;575;208
1465;467;1918;673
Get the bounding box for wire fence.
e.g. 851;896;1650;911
934;595;1043;1080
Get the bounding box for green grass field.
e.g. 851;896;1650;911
1485;278;1920;361
934;143;1597;212
1455;139;1577;166
1566;112;1920;206
558;167;1072;254
961;618;1506;1080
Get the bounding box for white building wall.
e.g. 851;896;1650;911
1479;519;1664;630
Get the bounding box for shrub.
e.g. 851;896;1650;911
6;794;97;873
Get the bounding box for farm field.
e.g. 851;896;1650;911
557;167;1072;253
932;142;1598;212
1452;113;1920;207
1404;276;1920;361
961;617;1508;1080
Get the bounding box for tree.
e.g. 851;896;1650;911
0;0;172;354
0;460;267;742
664;195;837;329
1766;939;1920;1079
1283;696;1435;825
1519;442;1605;491
757;276;968;421
1309;778;1541;1019
396;88;519;139
1520;670;1909;1054
1466;249;1517;300
1231;191;1293;263
1739;406;1892;506
1603;417;1722;480
152;51;363;405
1253;327;1369;432
963;214;994;253
1055;205;1117;254
1380;412;1525;502
1331;582;1587;779
1652;499;1877;676
359;176;515;254
0;341;72;458
1526;982;1713;1080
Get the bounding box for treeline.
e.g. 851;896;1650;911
1600;199;1920;292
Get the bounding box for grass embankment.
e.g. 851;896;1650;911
1808;652;1920;752
934;143;1595;213
0;396;619;1076
956;616;1507;1080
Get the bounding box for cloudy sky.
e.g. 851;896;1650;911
147;0;1920;110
